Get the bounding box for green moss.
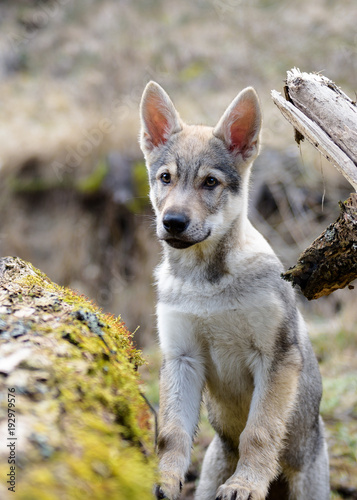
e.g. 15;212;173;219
76;159;109;194
179;60;207;82
0;257;157;499
126;161;150;213
8;177;66;193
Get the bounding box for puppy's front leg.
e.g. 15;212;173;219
216;346;302;500
156;307;205;500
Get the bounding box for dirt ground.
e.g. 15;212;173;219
0;0;356;498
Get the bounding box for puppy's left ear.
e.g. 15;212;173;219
213;87;261;162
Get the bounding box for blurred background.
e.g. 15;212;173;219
0;0;356;497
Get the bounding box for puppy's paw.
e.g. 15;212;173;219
154;484;167;499
154;475;183;500
215;477;265;500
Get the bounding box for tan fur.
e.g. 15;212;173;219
237;357;302;482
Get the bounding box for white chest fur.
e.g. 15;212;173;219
157;269;285;399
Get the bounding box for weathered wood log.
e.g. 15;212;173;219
271;69;357;191
0;257;156;500
287;68;357;165
282;194;357;300
272;70;357;299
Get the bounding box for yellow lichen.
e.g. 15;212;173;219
0;257;157;500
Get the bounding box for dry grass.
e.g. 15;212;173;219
1;0;357;163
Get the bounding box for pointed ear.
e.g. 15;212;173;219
139;81;182;154
213;87;262;161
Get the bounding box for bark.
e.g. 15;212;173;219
282;194;357;300
286;68;357;166
272;69;357;299
271;69;357;191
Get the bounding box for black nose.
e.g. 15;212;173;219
163;212;190;235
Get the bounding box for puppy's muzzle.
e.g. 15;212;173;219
161;210;211;249
161;210;194;249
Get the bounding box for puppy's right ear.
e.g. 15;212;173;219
140;81;182;155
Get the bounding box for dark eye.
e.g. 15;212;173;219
204;176;219;188
160;172;171;184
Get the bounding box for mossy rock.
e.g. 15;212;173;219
0;257;157;499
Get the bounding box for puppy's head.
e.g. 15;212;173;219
139;82;261;250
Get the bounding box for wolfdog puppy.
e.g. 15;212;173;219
139;81;329;500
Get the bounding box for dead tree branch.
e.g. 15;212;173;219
272;69;357;299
